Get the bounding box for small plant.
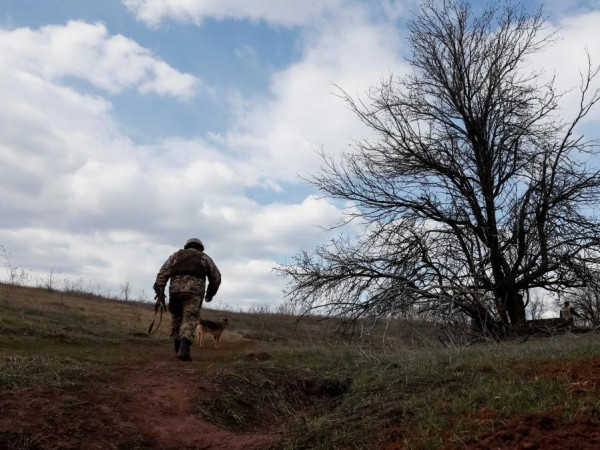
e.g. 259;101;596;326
39;266;57;292
120;280;132;301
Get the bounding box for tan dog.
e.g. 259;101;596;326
196;317;229;349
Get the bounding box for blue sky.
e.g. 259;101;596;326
1;0;600;310
0;0;300;140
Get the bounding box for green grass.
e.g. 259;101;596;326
183;335;600;449
0;283;157;394
0;354;114;391
2;282;600;449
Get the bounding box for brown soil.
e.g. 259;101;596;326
384;358;600;450
0;343;277;450
465;357;600;450
468;414;600;450
3;344;600;449
114;362;276;449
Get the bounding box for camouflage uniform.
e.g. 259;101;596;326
560;301;581;326
155;242;221;342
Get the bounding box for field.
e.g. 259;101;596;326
2;283;600;449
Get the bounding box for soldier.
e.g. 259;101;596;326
154;238;221;361
560;301;581;326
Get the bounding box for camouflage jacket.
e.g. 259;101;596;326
560;307;580;320
155;248;221;299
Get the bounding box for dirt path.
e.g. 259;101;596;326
4;339;600;449
113;359;276;450
0;336;278;450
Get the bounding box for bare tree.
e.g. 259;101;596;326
278;0;600;333
566;271;600;327
525;291;545;321
120;280;132;302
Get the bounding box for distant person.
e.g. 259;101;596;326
154;238;221;361
560;301;581;326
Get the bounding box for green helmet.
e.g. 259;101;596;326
184;238;204;251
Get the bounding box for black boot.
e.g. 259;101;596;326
177;338;192;361
174;339;181;355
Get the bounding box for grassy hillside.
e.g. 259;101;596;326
1;282;600;449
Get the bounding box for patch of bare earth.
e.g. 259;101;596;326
115;361;276;450
0;346;277;449
469;414;600;450
383;357;600;450
466;357;600;450
0;387;148;449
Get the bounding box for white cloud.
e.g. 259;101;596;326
216;259;282;308
250;196;341;248
4;2;600;311
215;4;600;190
526;11;600;126
216;13;409;181
0;21;200;100
0;53;346;304
0;3;415;309
123;0;346;27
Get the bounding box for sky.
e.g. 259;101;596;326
1;0;600;310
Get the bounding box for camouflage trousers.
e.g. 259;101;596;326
168;292;203;341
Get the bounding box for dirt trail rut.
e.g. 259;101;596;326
0;339;277;450
114;360;275;450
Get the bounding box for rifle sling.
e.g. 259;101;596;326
148;307;163;335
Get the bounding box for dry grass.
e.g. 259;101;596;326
2;282;600;449
200;306;439;351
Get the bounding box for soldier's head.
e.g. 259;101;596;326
184;238;204;251
563;301;570;307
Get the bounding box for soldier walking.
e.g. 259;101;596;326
154;238;221;361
